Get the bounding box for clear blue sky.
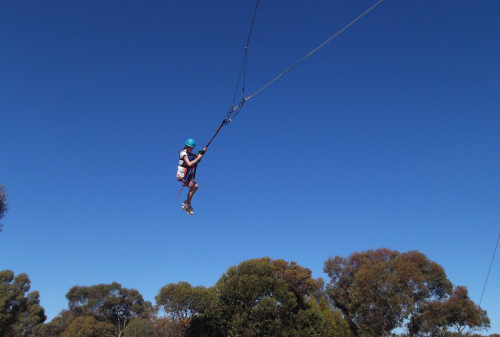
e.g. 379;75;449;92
1;0;499;333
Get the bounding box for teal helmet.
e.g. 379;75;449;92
185;138;196;148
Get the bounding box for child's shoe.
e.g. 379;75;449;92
182;201;194;215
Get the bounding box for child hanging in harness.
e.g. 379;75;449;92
177;138;207;215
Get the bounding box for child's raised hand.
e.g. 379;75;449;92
198;147;207;157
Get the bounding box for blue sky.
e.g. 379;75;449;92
1;0;499;332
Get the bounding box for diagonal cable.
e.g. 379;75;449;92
479;233;500;306
245;0;384;101
207;0;384;148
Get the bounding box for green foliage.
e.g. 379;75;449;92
310;276;352;337
155;281;210;320
0;270;46;336
0;183;8;232
2;251;490;337
32;322;65;337
60;315;116;337
306;297;352;337
32;309;80;337
202;257;326;337
66;281;153;337
123;317;155;337
153;316;187;337
323;248;454;337
155;282;215;337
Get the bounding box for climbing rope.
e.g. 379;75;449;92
203;0;259;150
204;0;384;149
232;0;260;109
177;0;258;198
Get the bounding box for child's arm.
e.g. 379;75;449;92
183;152;203;167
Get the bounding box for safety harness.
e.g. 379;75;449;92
176;150;202;198
179;150;197;183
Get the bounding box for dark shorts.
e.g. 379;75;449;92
186;178;197;188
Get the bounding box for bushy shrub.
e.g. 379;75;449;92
60;316;116;337
123;317;155;337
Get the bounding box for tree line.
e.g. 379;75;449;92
1;249;494;337
0;183;7;232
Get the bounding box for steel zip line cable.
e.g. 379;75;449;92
204;0;385;150
245;0;384;102
479;232;500;306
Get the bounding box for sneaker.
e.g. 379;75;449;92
182;201;194;215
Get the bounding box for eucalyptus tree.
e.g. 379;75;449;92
323;248;454;337
0;270;46;336
0;183;8;232
66;282;153;337
123;317;155;337
32;309;80;337
155;281;212;336
207;257;326;336
410;286;490;337
60;316;116;337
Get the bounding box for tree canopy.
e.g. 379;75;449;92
123;317;155;337
411;286;490;336
155;281;211;321
59;316;116;337
2;251;494;337
66;282;153;337
205;257;327;336
0;270;46;336
323;248;489;337
0;183;8;232
33;309;80;337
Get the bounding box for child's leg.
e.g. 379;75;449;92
186;182;199;205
